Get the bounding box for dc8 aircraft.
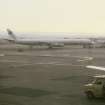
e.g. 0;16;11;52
6;29;92;49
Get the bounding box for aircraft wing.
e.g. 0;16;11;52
86;65;105;71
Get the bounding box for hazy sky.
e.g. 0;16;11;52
0;0;105;34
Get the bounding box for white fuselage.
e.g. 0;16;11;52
5;29;94;48
14;37;92;45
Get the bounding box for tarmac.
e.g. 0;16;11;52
0;45;105;105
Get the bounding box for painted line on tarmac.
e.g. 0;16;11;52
0;59;84;67
12;63;84;67
86;65;105;71
0;60;59;64
4;53;92;59
0;60;29;63
77;57;93;62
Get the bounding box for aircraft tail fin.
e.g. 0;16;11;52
6;29;16;41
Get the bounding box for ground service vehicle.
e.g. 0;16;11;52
84;75;105;98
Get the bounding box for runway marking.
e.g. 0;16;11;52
0;60;29;63
77;57;93;62
0;58;84;67
4;53;92;59
11;63;84;67
86;65;105;71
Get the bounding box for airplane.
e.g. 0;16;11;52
86;65;105;71
88;38;105;48
5;29;93;50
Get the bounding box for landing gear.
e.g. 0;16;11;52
29;45;33;50
83;45;93;48
17;48;23;52
48;45;53;49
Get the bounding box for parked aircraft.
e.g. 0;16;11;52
88;38;105;48
86;65;105;71
5;29;92;49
